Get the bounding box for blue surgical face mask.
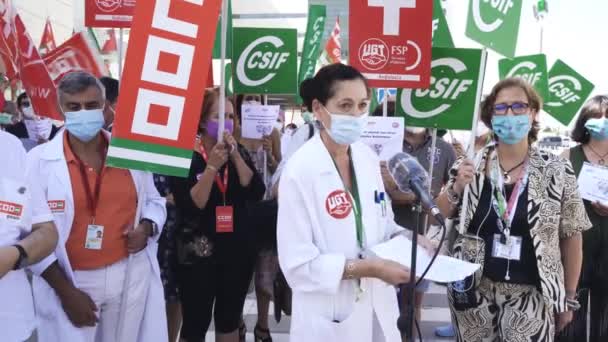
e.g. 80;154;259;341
585;117;608;141
491;114;531;145
64;109;105;142
323;106;369;146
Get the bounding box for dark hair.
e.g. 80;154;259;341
200;88;235;130
299;63;370;112
99;77;120;104
286;123;297;130
481;77;542;142
571;95;608;144
17;92;28;108
57;71;105;103
235;94;263;122
372;100;396;117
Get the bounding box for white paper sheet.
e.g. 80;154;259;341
578;162;608;203
369;235;480;283
360;117;405;161
241;104;281;139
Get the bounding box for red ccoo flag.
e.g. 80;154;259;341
39;17;57;55
14;14;61;120
321;17;341;65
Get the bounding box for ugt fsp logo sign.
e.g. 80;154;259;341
95;0;122;13
359;38;389;71
233;28;298;95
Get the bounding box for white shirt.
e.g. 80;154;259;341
0;131;53;341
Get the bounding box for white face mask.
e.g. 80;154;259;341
405;127;426;134
323;106;369;146
22;106;36;120
245;100;262;106
274;122;284;131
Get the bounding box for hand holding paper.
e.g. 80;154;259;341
370;235;480;283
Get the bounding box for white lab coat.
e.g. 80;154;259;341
277;135;404;342
25;131;168;342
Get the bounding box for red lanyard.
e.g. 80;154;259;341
71;140;108;224
198;144;229;202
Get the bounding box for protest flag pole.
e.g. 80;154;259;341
422;127;438;234
458;48;488;233
382;88;388;117
218;0;229;144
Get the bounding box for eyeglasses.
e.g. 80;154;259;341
494;102;529;115
21;102;31;108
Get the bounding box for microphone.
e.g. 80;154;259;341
388;152;445;226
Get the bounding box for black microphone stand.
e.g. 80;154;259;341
398;203;422;341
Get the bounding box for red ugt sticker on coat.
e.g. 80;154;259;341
325;190;353;219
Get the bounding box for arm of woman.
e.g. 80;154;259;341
230;148;254;187
189;168;219;209
277;172;346;294
271;128;282;164
189;145;229;209
560;234;582;299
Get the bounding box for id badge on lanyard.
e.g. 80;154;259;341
199;145;233;233
71;139;108;250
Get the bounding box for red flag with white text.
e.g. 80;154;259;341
14;15;61;120
44;31;107;83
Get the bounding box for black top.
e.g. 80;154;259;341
4;121;61;140
169;145;266;247
468;178;540;286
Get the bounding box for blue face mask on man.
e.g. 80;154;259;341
64;109;105;142
491;114;531;145
585;117;608;141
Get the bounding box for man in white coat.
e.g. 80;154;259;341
27;71;168;342
0;130;58;342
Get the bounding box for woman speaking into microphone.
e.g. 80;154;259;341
277;64;432;342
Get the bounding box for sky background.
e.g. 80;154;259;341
443;0;607;95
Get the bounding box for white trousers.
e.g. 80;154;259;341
73;251;151;342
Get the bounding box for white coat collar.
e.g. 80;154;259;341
311;134;370;177
41;129;111;161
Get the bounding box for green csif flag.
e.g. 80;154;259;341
213;0;233;59
297;5;327;104
466;0;522;57
432;0;454;48
544;59;595;126
499;54;549;100
232;27;298;94
397;47;488;130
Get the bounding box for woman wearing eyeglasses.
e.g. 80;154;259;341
434;78;591;341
